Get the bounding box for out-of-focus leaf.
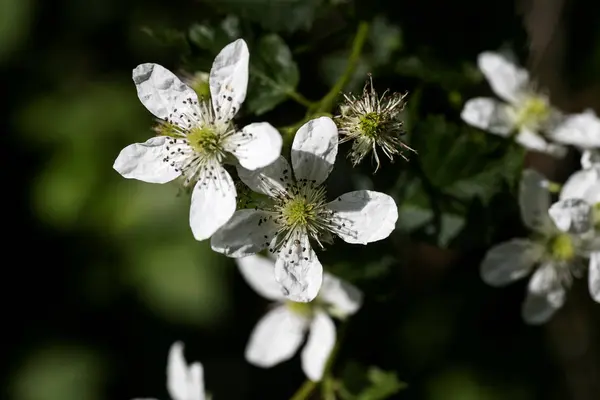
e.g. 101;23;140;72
204;0;324;33
396;53;481;88
319;52;370;93
141;27;189;55
246;34;300;115
10;345;105;400
124;241;231;326
338;362;407;400
188;15;240;54
0;0;32;61
369;16;403;66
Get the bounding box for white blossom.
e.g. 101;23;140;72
113;39;283;241
133;341;206;400
211;117;398;302
560;150;600;202
236;253;362;381
461;51;600;156
481;169;587;324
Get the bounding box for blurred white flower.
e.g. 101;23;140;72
236;254;362;381
560;150;600;201
481;169;588;324
211;117;398;302
133;341;207;400
461;51;600;156
113;39;283;241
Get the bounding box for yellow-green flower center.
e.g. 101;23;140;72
285;300;314;317
282;197;316;227
187;125;221;155
514;96;550;129
549;233;574;261
358;112;381;138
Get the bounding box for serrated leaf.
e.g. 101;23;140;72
246;34;300;115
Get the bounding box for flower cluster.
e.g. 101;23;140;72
481;163;600;324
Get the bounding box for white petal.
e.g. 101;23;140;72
113;136;181;183
210;39;249;121
236;254;286;301
589;252;600;303
549;109;600;149
477;51;529;103
187;363;205;400
300;311;336;382
211;209;279;257
225;122;282;170
237;156;292;197
460;97;514;135
245;305;308;368
320;273;363;317
515;128;567;157
327;191;398;245
189;165;236;241
519;169;554;232
522;262;566;324
167;342;191;400
275;233;323;302
581;149;600;169
548;198;593;234
583;182;600;204
560;169;600;201
480;239;543;286
291;117;338;185
133;63;199;121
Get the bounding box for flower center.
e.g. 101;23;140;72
285;300;314;317
358;112;381;138
549;233;574;261
282;197;316;227
514;96;550;130
187;125;222;156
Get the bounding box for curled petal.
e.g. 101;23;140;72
515;128;567;158
549;109;600;149
167;342;204;400
519;169;554;232
210;39;249;121
560;169;600;201
326;190;398;245
477;51;529;103
548;198;593;234
274;233;323;303
113;136;181;184
245;305;308;368
292;117;338;185
237;156;292;197
300;311;336;382
236;254;286;301
480;239;542;286
320;273;363;317
522;262;566;325
226;122;282;170
589;252;600;303
460;97;514;135
581;149;600;169
211;209;279;257
133;63;199;122
189;165;236;241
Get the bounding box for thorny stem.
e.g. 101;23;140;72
288;321;349;400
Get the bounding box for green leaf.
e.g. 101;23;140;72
246;34;300;115
369;16;403;66
338;362;407;400
188;15;241;54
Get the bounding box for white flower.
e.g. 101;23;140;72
133;341;206;400
113;39;283;241
211;116;398;302
461;51;600;156
481;169;587;324
549;181;600;303
560;150;600;201
236;253;362;381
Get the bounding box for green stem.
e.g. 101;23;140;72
287;89;315;108
320;321;348;398
289;379;318;400
315;21;370;113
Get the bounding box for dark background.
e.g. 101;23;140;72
4;0;600;399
